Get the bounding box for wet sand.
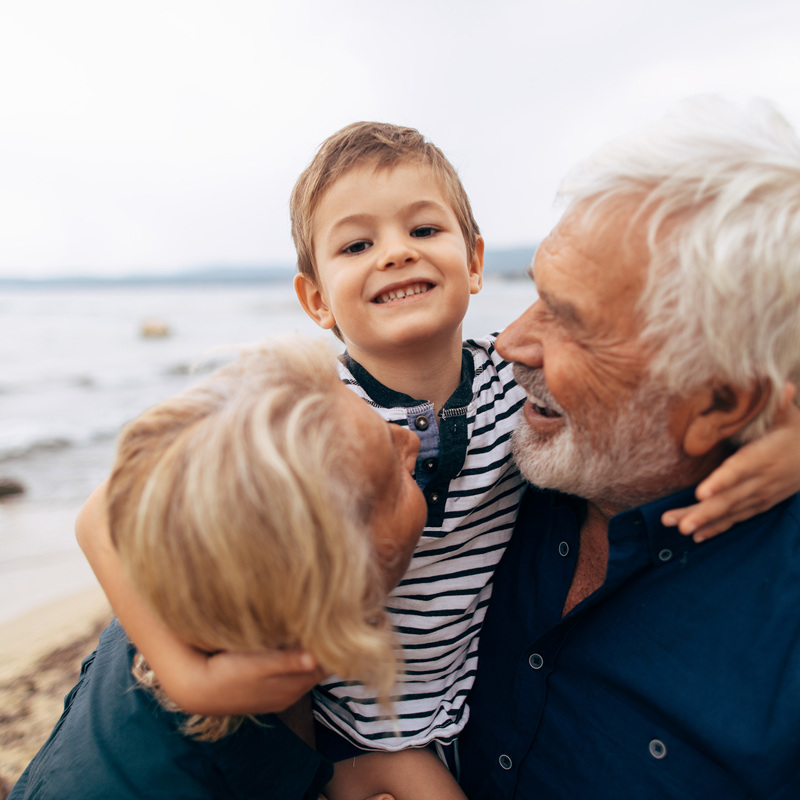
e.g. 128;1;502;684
0;587;111;798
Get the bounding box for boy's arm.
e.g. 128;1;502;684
323;748;467;800
76;483;324;716
662;384;800;541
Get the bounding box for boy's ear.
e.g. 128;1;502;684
469;236;485;295
681;381;771;457
293;273;336;330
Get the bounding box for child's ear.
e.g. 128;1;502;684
682;382;771;457
293;274;336;330
468;236;485;295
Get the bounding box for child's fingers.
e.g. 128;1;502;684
663;499;760;541
664;478;765;534
660;506;693;528
695;446;766;500
689;507;765;542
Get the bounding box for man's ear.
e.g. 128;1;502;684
682;382;771;457
468;236;485;295
293;273;336;330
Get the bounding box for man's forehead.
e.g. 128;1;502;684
530;204;650;327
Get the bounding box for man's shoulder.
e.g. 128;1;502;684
731;489;800;540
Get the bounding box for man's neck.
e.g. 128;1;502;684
562;502;611;617
561;451;728;617
346;334;464;415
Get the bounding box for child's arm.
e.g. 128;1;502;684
322;748;467;800
662;384;800;542
76;483;325;716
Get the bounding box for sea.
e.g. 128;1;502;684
0;278;535;625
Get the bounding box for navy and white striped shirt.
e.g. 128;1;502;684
313;335;527;750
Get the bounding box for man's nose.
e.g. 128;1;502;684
496;304;544;368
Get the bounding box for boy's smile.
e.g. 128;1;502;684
372;279;433;305
294;161;483;368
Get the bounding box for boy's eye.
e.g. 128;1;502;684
342;241;371;255
411;226;438;239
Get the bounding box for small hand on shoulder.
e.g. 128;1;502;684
663;383;800;541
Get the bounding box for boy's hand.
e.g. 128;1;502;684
662;383;800;541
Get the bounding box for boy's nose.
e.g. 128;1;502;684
380;236;419;269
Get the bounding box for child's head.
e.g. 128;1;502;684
291;121;481;281
290;122;484;349
106;336;424;737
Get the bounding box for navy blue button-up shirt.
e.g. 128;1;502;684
459;486;800;798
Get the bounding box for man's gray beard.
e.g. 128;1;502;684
512;366;688;513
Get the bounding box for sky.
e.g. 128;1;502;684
1;0;799;278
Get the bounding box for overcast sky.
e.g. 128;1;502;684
1;0;799;278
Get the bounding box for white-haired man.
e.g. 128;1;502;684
458;98;800;798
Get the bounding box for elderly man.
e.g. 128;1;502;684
458;98;800;798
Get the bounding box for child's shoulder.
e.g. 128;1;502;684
463;332;509;375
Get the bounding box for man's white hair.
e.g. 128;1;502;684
559;96;800;441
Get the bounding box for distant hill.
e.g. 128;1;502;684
483;246;537;278
0;245;538;287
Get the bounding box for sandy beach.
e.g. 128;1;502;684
0;587;111;798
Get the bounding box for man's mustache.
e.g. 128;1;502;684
512;364;567;417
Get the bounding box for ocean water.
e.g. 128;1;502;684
0;278;535;623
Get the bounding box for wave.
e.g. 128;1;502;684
0;428;117;463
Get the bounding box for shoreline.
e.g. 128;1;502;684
0;587;111;797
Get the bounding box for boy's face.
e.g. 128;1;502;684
294;161;483;362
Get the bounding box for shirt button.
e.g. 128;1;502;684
429;492;440;504
528;653;544;670
649;739;667;759
422;458;437;472
414;415;430;431
498;754;513;770
558;541;570;557
658;549;673;562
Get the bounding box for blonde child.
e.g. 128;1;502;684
12;338;443;799
78;123;800;799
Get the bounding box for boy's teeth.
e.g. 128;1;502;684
374;282;430;304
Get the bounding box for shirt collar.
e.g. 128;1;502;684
340;349;475;410
608;486;704;573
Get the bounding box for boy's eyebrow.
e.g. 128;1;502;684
328;199;451;233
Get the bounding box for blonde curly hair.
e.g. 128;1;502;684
107;336;398;740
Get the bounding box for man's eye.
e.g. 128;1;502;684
411;226;438;238
343;241;371;255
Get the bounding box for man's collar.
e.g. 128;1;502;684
610;486;704;568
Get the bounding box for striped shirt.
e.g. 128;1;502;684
313;335;527;751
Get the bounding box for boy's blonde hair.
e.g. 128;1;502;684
290;121;481;282
106;336;397;740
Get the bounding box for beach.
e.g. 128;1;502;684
0;586;111;797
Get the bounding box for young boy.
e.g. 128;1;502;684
79;122;800;797
289;123;527;774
